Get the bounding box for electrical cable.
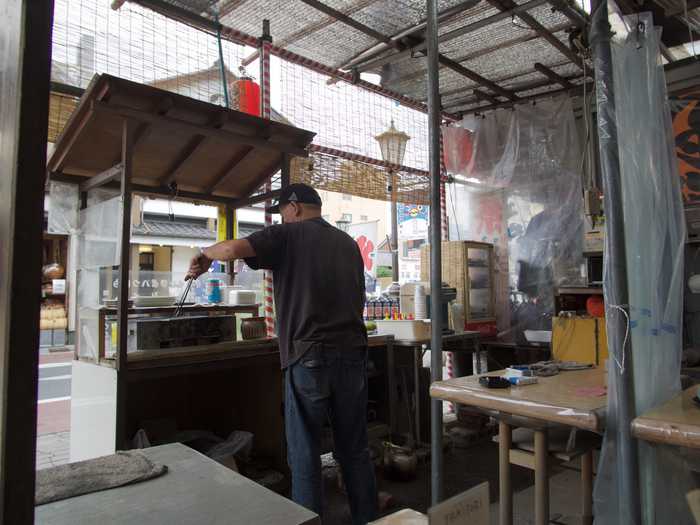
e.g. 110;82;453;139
607;303;630;374
684;0;698;60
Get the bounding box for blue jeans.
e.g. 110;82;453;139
285;342;378;525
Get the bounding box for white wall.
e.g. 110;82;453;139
142;198;218;219
172;246;199;277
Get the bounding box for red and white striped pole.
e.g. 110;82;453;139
310;144;430;177
439;126;456;413
260;22;275;338
439;126;449;242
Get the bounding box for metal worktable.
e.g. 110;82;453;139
35;443;319;524
392;331;483;444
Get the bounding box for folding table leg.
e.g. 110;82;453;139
498;421;513;525
581;448;593;525
534;429;549;525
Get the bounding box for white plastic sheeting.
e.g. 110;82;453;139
444;95;585;340
47;181;79;234
592;9;692;525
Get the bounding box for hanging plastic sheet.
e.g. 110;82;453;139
591;7;693;525
445;95;585;341
47;181;79;235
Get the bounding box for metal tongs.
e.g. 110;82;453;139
173;277;194;317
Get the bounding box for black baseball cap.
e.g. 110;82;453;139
267;183;323;214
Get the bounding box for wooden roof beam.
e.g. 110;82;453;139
386;23;570;87
472;89;502;105
241;0;380;67
92;102;309;157
486;0;585;70
457;80;594;114
79;163;124;192
547;0;589;27
339;0;482;70
438;55;519;100
667;0;700;17
349;0;550;73
534;62;574;88
206;146;256;193
159;135;207;186
443;73;582;109
298;0;399;48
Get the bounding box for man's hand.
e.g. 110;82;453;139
186;252;213;281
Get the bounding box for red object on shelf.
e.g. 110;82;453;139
235;77;261;116
586;295;605;318
465;320;498;338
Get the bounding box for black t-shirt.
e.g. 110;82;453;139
244;217;367;369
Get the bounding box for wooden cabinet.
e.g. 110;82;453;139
421;241;496;323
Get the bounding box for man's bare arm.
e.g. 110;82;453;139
202;239;256;261
186;239;256;280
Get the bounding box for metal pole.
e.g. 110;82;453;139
216;21;230;108
391;171;399;282
590;0;640;522
427;0;444;505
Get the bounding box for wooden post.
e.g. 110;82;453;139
534;428;549;525
498;421;513;525
225;204;235;283
115;119;136;449
281;153;291;189
0;1;53;521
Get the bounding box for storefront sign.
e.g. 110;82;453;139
398;204;429;240
348;221;378;277
52;279;66;294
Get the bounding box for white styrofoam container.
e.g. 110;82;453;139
375;319;431;341
524;330;552;343
228;289;257;305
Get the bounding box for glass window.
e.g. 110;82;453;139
342;194;352;201
360;215;368;221
341;213;352;222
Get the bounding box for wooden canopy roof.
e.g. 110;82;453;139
47;74;315;201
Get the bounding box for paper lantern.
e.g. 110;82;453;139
231;77;261;116
442;126;473;175
586;295;605;318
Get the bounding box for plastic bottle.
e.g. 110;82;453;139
391;298;400;319
373;298;383;320
382;296;391;320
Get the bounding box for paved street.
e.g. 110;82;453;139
39;362;71;401
36;350;73;470
37;351;72;436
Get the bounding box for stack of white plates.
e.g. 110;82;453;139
132;296;177;307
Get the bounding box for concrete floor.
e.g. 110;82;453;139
322;441;593;525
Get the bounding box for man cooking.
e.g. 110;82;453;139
186;183;377;524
